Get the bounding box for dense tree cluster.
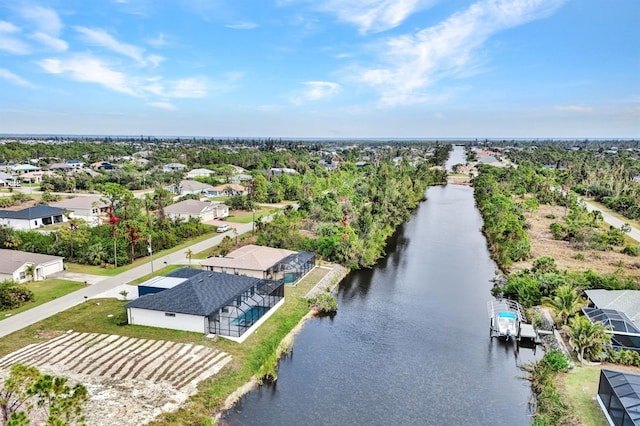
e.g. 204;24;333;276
255;147;450;268
505;145;640;220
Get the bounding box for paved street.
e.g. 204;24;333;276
0;222;256;338
582;199;640;243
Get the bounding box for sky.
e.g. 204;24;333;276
0;0;638;139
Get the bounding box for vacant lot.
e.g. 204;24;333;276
511;204;640;279
0;332;231;425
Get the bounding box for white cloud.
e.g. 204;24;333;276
147;33;170;48
226;22;259;30
30;32;68;51
291;81;341;104
0;33;31;54
38;55;138;96
320;0;432;34
75;26;153;66
0;20;30;54
169;78;208;98
148;101;177;110
0;21;20;33
0;68;33;87
359;0;567;106
554;105;593;112
18;5;63;36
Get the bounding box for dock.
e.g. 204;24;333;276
519;323;541;343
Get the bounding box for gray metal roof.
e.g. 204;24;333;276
126;270;276;316
586;290;640;324
0;249;63;275
0;205;66;220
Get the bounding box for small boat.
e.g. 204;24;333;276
487;299;526;340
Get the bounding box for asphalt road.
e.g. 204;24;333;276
582;199;640;242
0;221;256;339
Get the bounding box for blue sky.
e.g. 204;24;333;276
0;0;638;138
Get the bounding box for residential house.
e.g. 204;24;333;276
49;195;109;226
91;161;116;170
269;167;298;175
200;244;316;284
186;168;215;179
0;172;19;187
166;180;214;196
11;164;41;174
228;173;253;184
20;170;53;184
48;163;74;172
162;163;187;173
0;205;67;230
125;268;285;342
164;199;229;222
0;249;64;282
208;183;247;197
584;289;640;353
65;159;85;169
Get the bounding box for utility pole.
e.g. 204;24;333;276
148;235;154;275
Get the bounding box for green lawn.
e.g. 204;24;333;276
224;207;279;224
558;366;608;426
0;279;84;321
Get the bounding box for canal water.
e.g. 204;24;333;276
223;146;539;425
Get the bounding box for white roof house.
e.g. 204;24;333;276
164;200;229;222
162;163;187;173
0;249;64;283
186;168;215;179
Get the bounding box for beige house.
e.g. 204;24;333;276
0;249;64;282
208;183;247;197
164;200;229;222
200;244;296;279
49;195;109;226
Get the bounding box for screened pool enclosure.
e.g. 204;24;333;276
208;278;284;338
597;369;640;426
583;307;640;353
272;252;316;285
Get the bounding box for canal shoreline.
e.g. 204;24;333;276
215;264;349;421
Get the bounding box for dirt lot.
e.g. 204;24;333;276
0;332;231;425
511;204;640;279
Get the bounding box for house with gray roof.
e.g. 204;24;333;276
0;205;67;230
126;268;284;342
49;195;109;226
0;249;64;282
162;163;187;173
166;179;214;196
585;289;640;324
0;172;19;187
164;199;228;222
186;168;215;179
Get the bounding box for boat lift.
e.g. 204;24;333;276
487;299;539;342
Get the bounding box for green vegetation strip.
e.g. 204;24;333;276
0;279;84;320
65;229;222;276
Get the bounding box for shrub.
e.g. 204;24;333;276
550;222;566;240
572;252;585;261
532;256;558;274
0;283;34;310
540;350;570;372
307;293;337;314
622;245;639;257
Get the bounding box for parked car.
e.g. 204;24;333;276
217;224;230;233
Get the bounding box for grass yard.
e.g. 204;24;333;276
557;366;610;426
223;207;279;224
0;279;84;321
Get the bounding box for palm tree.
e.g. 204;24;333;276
24;264;36;282
542;285;586;326
563;315;611;365
185;248;193;267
